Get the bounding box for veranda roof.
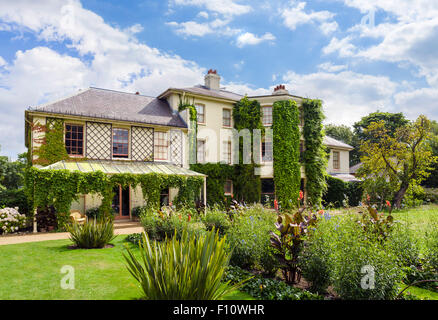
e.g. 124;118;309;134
40;160;206;177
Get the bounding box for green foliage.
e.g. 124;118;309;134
224;265;322;300
201;207;231;235
227;205;278;275
232;96;263;203
178;97;197;164
302;99;328;207
123;229;245;300
385;224;420;268
358;205;394;243
424;188;438;203
32;118;69;166
299;220;333;293
270;207;318;284
322;175;363;208
402;183;425;208
25;167;203;230
0;188;31;216
190;163;234;207
140;206;205;241
124;233;143;245
306;216;403;300
67;218;116;249
358;115;437;208
0;155;26;190
272;100;300;209
354;111;409;142
424;225;438;273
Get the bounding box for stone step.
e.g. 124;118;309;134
114;221;142;229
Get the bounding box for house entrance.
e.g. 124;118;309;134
112;185;130;219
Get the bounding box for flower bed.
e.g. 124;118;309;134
0;207;27;234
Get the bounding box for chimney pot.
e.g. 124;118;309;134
135;91;140;95
273;84;289;95
205;69;220;90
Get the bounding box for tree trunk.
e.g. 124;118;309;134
393;183;410;209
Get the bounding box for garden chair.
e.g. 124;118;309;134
70;210;87;225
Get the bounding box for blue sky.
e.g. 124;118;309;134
1;0;438;158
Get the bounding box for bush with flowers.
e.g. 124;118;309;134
0;207;27;234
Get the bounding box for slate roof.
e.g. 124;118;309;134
350;162;363;174
323;135;354;150
329;173;361;182
28;87;187;128
160;85;243;101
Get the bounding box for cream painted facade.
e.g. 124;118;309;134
26;106;189;220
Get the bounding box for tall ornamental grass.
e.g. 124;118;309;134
123;228;246;300
67;218;115;249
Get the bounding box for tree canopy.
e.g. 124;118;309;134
358;115;437;208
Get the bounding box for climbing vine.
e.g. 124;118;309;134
178;95;198;164
25;167;203;231
302;99;327;207
272;100;301;209
32;118;69;166
190;163;235;207
232;96;263;203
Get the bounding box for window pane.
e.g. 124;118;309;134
65;124;84;156
113;128;129;158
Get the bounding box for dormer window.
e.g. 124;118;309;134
333;151;340;169
65;124;84;156
113;128;129;158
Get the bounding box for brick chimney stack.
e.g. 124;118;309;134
204;69;220;90
272;84;289;95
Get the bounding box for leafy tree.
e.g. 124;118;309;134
324;124;360;166
0;149;27;190
358;115;437;208
353;111;409;142
422;120;438;188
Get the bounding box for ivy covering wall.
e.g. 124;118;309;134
25;167;203;230
178;96;197;164
32;118;69;166
302;99;328;207
272;100;301;209
232;96;263;203
190;163;234;207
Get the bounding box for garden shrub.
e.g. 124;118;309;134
424;224;438;273
224;265;322;300
0;207;27;234
67;218;116;249
323;176;363;208
385;224;420;268
124;233;142;245
299;218;334;293
0;189;31;216
424;188;438;204
226;205;278;275
123;229;245;300
201;207;231;235
140;207;206;241
329;217;402;300
402;183;425;208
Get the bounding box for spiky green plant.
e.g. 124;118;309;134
67;218;116;249
123;228;247;300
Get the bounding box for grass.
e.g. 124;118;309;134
0;235;251;300
402;285;438;300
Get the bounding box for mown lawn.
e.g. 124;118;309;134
0;236;252;300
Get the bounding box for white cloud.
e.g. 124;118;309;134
281;1;338;35
317;62;347;72
281;70;398;126
236;32;275;48
197;11;209;19
330;1;438;86
0;56;6;67
171;0;251;17
0;0;207;158
323;36;356;57
166;21;213;36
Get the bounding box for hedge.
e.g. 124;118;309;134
322;175;363;208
